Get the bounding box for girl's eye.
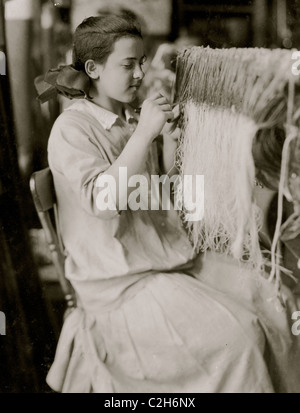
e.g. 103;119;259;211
122;57;146;69
123;64;134;69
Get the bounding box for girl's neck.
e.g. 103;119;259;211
89;86;125;120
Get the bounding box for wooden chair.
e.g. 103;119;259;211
30;167;76;316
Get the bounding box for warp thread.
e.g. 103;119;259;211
175;46;300;292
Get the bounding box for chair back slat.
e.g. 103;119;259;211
30;168;56;212
30;167;76;311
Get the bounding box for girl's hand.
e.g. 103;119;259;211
135;92;174;142
162;104;180;138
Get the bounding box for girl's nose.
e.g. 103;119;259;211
133;65;144;80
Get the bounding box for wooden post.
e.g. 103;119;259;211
4;0;35;178
0;0;55;393
252;0;269;47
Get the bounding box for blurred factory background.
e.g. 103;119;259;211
1;0;300;393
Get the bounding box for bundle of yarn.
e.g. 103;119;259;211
175;46;300;277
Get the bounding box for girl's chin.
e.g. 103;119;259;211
124;93;138;103
116;90;139;104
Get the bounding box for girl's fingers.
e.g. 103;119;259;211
145;91;173;109
165;111;175;121
159;104;173;112
155;96;169;106
172;104;180;120
147;91;166;101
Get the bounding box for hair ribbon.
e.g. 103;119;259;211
34;65;92;103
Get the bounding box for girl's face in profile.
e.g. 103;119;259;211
96;36;146;106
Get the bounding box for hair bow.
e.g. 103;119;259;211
34;65;92;103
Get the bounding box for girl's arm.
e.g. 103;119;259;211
49;92;174;220
102;92;174;211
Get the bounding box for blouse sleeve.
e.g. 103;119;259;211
48;111;120;220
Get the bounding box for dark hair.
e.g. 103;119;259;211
72;15;142;72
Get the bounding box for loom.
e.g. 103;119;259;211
175;46;300;287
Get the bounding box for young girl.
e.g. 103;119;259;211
43;14;299;393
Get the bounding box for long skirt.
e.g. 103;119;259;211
46;252;300;393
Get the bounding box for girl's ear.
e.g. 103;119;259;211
85;59;100;80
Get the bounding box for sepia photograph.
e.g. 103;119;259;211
0;0;300;395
